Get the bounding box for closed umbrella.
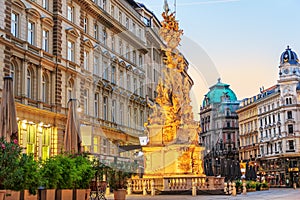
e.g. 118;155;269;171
0;77;18;143
64;99;81;153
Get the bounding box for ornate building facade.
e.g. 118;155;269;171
0;0;169;166
200;79;240;179
237;46;300;187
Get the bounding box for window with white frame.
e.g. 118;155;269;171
119;40;123;55
84;17;88;33
125;17;129;29
127;74;131;91
111;66;116;84
140;81;143;96
26;69;32;98
133;78;137;93
119;71;123;86
67;5;74;22
111;5;114;17
42;29;49;52
67;40;75;62
27;21;35;45
111;35;115;51
94;93;99;117
42;0;48;10
102;0;107;10
102;29;107;45
84;89;88;115
84;50;89;70
94;24;99;40
103;61;108;80
11;12;19;37
120;103;124;125
93;56;99;75
125;45;130;60
139;54;143;67
42;74;47;102
132;51;136;64
103;96;108;120
112;100;116;122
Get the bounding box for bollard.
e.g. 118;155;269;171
105;183;110;195
224;182;228;194
192;181;197;196
228;182;232;195
143;181;147;196
242;182;247;195
232;182;237;196
151;180;155;196
127;180;132;195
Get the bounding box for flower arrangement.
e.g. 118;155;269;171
0;137;23;190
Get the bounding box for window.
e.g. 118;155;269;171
112;100;116;122
132;23;136;34
67;80;73;101
111;66;116;84
125;17;129;29
139;54;143;66
93;136;99;153
11;12;19;37
127;75;131;90
67;41;75;61
140;81;143;96
118;11;122;23
288;124;293;134
84;51;89;70
42;29;49;52
133;78;137;93
93;56;99;74
119;40;123;55
84;89;88;115
84;17;88;33
133;51;136;64
120;103;124;125
140;110;144;127
42;0;48;9
102;0;106;10
27;21;35;45
103;61;108;80
134;108;137;128
286;97;292;105
287;111;293;119
125;46;129;59
119;71;124;86
67;5;74;22
94;93;99;117
102;29;107;45
27;69;32;98
278;113;280;121
111;5;114;17
94;24;98;40
111;35;115;51
272;114;275;123
41;74;48;103
103;97;108;120
288;140;294;150
128;106;131;127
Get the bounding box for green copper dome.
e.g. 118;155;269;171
202;79;237;107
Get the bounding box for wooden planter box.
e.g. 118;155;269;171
5;190;20;200
0;190;5;200
22;190;37;200
113;189;126;200
40;189;56;200
56;189;73;200
73;189;86;200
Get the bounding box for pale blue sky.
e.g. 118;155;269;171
140;0;300;104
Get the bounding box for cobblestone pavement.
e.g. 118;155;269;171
104;188;300;200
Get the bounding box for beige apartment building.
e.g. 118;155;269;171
0;0;170;165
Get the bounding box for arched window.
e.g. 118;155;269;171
42;73;50;103
67;79;74;101
27;69;32;98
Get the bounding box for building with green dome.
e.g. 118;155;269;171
200;78;240;179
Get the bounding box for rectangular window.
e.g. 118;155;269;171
67;41;75;62
111;35;115;51
288;140;294;150
127;75;131;90
94;93;99;117
67;5;73;22
11;12;19;37
140;110;143;127
119;71;123;86
84;17;88;33
93;56;99;74
84;90;88;115
27;21;35;45
42;0;48;9
102;0;107;10
42;29;49;52
119;41;123;55
120;103;124;125
94;24;98;40
118;11;122;23
287;111;293;119
102;29;107;45
103;97;108;120
125;17;129;29
112;100;116;122
139;54;143;67
103;61;108;80
133;51;136;64
133;78;137;93
288;124;293;134
84;51;89;70
140;81;143;96
111;66;116;84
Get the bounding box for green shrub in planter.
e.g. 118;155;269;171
55;154;77;189
40;156;63;189
261;182;268;188
256;182;261;191
73;154;95;189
